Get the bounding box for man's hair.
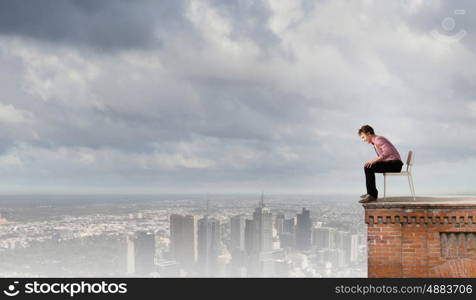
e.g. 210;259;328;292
358;125;374;135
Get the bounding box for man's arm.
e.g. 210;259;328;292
364;137;388;167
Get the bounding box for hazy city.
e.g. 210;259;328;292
0;194;366;277
0;0;475;285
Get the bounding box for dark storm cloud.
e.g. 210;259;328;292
20;79;317;153
0;0;190;51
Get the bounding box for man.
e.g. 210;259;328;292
358;125;403;203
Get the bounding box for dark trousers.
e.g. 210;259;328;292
364;160;403;198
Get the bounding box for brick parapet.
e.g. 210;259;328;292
364;201;476;278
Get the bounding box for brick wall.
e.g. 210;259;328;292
365;203;476;278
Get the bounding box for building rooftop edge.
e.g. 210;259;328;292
362;196;476;209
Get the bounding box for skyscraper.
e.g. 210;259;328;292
169;214;197;269
350;234;360;263
197;216;221;276
312;227;335;249
229;214;246;276
245;218;259;255
341;231;352;265
296;208;312;250
278;232;295;249
334;230;350;251
275;214;285;235
252;194;273;253
277;214;295;249
230;215;246;251
126;231;155;276
328;227;337;249
283;217;295;234
243;194;274;277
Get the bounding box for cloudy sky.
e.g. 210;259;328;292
0;0;474;195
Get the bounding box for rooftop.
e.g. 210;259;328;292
363;195;476;209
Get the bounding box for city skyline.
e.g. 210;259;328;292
0;194;366;277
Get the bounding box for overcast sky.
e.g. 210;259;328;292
0;0;474;195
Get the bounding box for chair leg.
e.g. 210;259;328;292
383;175;386;201
407;175;415;201
409;175;416;201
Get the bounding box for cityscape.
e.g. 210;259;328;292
0;194;366;277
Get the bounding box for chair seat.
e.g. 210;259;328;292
383;171;410;176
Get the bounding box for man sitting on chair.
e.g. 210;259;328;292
358;125;403;203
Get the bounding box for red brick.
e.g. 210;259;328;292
365;203;476;278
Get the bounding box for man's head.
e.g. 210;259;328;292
358;125;375;144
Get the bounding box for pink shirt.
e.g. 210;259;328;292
371;135;401;162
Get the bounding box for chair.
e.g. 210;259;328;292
383;151;416;201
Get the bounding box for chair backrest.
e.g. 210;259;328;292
406;150;414;172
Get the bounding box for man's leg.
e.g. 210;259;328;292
364;166;378;198
365;161;404;198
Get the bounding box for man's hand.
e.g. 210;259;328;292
364;159;376;168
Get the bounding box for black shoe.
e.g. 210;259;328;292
359;194;377;203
